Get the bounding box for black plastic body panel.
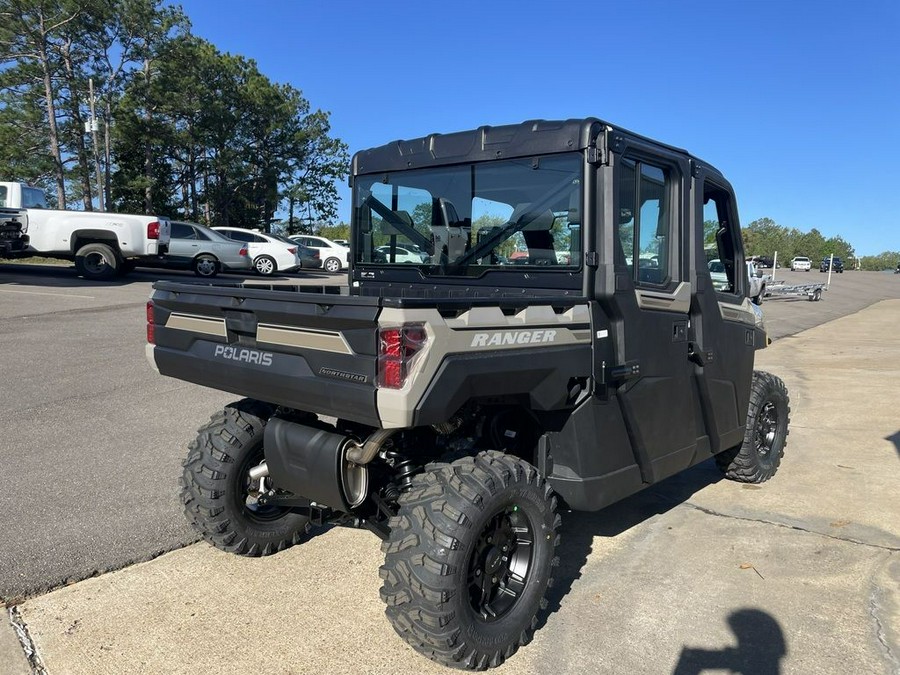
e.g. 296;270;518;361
413;345;591;427
542;397;645;511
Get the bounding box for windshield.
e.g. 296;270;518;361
352;153;582;276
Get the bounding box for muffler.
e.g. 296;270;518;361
263;418;368;511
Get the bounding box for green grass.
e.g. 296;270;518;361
0;256;69;266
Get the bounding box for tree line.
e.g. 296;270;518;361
0;0;348;230
742;217;897;271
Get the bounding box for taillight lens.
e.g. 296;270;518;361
378;324;427;389
287;247;297;255
238;246;248;257
147;221;160;239
146;301;155;344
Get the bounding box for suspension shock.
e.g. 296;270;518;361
382;449;419;498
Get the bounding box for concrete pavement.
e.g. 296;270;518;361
3;299;899;674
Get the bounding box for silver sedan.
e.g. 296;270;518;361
155;221;253;277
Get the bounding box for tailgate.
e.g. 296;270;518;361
148;283;382;426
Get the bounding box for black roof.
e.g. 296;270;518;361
351;117;715;177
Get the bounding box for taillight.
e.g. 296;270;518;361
313;251;320;258
146;301;155;344
287;247;297;254
238;246;248;257
147;221;160;239
378;324;427;389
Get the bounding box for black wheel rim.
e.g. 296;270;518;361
84;252;109;275
236;446;286;523
467;505;534;622
755;401;778;459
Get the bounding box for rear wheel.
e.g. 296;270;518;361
180;399;311;556
380;451;559;670
254;255;277;276
324;256;341;273
192;254;219;278
74;242;120;280
716;371;790;483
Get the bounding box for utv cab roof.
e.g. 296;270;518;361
351;117;723;179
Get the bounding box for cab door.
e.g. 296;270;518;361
598;140;700;484
687;169;758;455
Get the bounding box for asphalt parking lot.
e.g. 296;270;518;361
1;262;898;674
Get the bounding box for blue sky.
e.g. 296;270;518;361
181;0;899;256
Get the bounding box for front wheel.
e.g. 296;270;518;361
180;399;311;556
254;255;277;276
716;371;790;483
380;451;560;670
752;285;765;305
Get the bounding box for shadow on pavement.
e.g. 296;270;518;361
539;458;724;629
672;608;787;675
0;262;336;288
886;430;900;458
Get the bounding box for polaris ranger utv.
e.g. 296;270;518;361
147;118;790;670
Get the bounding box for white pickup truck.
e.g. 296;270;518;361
0;181;170;280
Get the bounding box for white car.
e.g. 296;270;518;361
790;256;811;272
289;235;349;273
212;227;301;275
376;244;426;264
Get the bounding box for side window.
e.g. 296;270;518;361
617;158;671;285
22;187;47;208
194;228;211;240
252;234;269;243
224;230;251;242
0;186;7;207
703;182;740;295
170;223;195;239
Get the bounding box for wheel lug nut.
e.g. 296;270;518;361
475;569;481;576
492;576;497;583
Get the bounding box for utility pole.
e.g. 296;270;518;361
88;78;104;211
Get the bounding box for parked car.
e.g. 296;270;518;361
790;256;811;272
1;180;170;280
376;244;427;263
131;221;250;278
269;233;322;269
819;256;844;273
289;234;349;272
212;227;301;275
